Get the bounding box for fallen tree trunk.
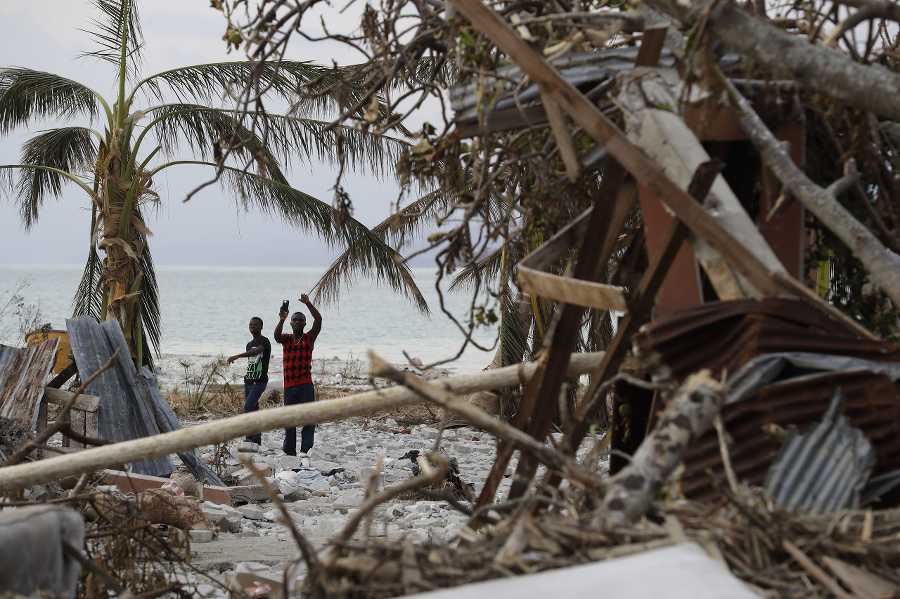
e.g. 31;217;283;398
599;370;727;525
645;0;900;122
0;352;604;491
722;78;900;309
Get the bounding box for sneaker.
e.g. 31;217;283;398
238;441;260;452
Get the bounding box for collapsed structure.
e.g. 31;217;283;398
3;0;900;595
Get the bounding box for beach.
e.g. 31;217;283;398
152;351;455;396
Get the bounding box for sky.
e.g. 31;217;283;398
0;1;437;268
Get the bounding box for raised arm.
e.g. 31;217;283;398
226;345;264;364
273;307;289;343
301;293;322;343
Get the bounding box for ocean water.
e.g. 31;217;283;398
0;264;497;378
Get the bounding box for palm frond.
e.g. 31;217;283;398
314;236;429;314
149;104;408;179
375;188;452;248
72;243;104;321
137;231;161;362
140;61;345;112
499;292;533;368
14;128;96;229
185;164;428;312
79;0;144;80
449;242;523;292
0;69;100;134
312;190;455;313
148;104;287;181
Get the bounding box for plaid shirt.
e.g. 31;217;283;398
280;333;313;387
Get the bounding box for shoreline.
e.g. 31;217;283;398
152;352;454;394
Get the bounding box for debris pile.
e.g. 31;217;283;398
4;0;900;595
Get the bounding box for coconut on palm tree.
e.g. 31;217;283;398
0;0;424;364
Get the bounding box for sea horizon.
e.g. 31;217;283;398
0;263;498;376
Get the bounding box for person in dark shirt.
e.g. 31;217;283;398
227;316;271;446
274;294;322;456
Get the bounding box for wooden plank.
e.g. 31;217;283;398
516;203;628;311
454;105;548;137
42;387;100;413
474;160;634;513
635;26;668;67
546;160;723;489
516;269;628;311
505;161;635;502
0;339;60;430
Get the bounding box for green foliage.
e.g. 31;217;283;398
171;356;240;413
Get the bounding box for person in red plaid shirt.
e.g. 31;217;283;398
274;293;322;456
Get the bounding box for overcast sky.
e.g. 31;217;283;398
0;1;434;268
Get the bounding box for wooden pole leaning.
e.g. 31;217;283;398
0;352;604;491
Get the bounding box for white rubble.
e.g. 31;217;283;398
175;416;608;598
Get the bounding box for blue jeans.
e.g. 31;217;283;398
283;383;315;455
243;382;266;445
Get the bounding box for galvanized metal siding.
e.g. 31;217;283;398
66;315;224;484
0;338;59;429
66;315;175;477
764;392;876;514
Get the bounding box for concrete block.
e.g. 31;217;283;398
238;504;265;520
233;463;272;486
189;529;214;543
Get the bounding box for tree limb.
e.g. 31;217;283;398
645;0;900;122
721;76;900;309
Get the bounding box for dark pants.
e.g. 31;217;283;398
243;382;265;445
283;382;315;455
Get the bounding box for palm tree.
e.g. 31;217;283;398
0;0;422;364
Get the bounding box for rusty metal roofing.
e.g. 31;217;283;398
0;339;60;429
679;358;900;503
763;390;876;514
631;298;900;382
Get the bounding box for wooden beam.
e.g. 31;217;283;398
43;388;100;413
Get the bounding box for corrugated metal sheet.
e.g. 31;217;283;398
763;390;876;514
65;316;224;485
680;358;900;502
450;47;678;123
0;338;60;429
625;299;900;509
66;316;175;478
137;365;225;487
631;298;900;382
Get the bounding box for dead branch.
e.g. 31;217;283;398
721;75;900;309
369;351;607;491
599;370;727;526
645;0;900;121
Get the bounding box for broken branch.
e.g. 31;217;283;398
368;351;607;492
599;370;727;526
